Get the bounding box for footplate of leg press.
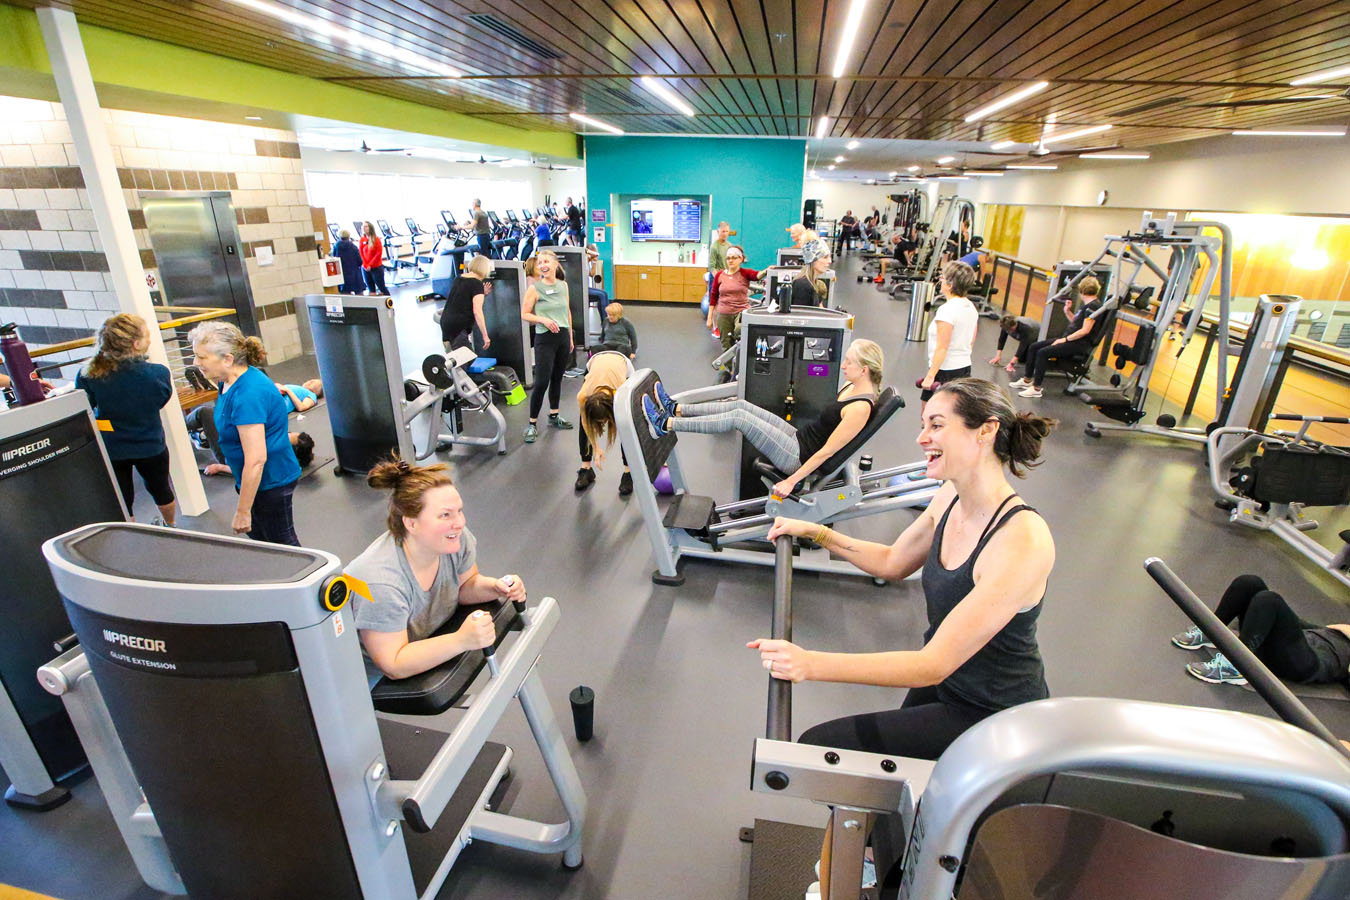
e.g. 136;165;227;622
663;493;716;533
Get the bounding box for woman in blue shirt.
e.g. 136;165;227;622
187;321;302;545
76;313;176;525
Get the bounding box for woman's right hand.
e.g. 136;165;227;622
987;353;1001;366
482;337;491;349
457;610;496;651
766;516;815;541
706;314;715;330
545;319;560;333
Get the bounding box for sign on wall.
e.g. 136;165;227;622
593;226;606;244
591;209;607;223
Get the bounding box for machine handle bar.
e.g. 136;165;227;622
766;535;793;743
1144;558;1350;760
1270;414;1350;425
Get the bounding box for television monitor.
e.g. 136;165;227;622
630;198;702;242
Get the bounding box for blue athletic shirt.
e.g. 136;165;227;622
958;251;982;268
214;366;301;491
75;358;173;460
280;383;316;413
535;223;551;242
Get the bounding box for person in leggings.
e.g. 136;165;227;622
521;248;573;443
749;378;1056;896
1172;575;1350;686
1011;277;1103;398
76;313;176;525
575;350;633;496
644;340;884;499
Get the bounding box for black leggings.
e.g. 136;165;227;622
530;329;570;418
362;266;387;295
1215;575;1319;682
112;449;174;509
579;426;628;466
1024;339;1091;387
798;685;995;761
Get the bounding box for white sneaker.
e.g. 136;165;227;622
1008;377;1032;389
804;881;820;900
1019;386;1043;398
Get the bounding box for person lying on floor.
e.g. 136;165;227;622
1172;574;1350;688
643;339;883;499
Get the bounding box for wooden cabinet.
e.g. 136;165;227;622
614;264;705;303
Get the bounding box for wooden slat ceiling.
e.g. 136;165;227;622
11;0;1350;156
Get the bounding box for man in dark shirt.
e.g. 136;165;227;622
566;197;584;246
472;199;493;258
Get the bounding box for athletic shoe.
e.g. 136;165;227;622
524;423;538;443
711;328;721;341
619;471;633;496
804;882;820;900
1186;652;1247;685
574;467;596;491
1171;625;1215;651
873;276;884;284
1018;387;1044;398
653;381;678;418
549;414;574;430
1009;377;1033;389
642;395;669;438
563;366;586;379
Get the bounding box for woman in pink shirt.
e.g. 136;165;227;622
705;245;763;350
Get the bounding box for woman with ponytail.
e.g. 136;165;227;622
574;349;634;495
188;321;301;545
751;377;1058;760
77;313;176;525
348;460;527;681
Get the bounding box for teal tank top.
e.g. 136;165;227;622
533;280;570;334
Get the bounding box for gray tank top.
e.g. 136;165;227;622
920;494;1049;711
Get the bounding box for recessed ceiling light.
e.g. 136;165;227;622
831;0;868;79
990;140;1017;150
964;81;1049;123
1079;152;1150;159
1039;123;1112;145
638;76;696;116
568;112;624;135
834;155;845;163
815;116;829;140
245;115;263;121
1232;128;1346;137
1006;164;1058;170
936;156;955;164
846;140;860;150
827;164;836;170
1289;65;1350;86
223;0;460;77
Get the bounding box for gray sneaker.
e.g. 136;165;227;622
1186;652;1247;685
549;414;574;430
524;423;538;443
1171;625;1215;651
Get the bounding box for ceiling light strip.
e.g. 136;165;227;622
569;112;624;135
815;116;830;140
1289;65;1350;86
639;76;696;116
964;81;1049;123
1006;164;1057;170
224;0;460;78
1039;123;1112;145
989;140;1017;151
831;0;868;79
1079;152;1150;159
1232;128;1346;137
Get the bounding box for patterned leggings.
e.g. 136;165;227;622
669;399;801;472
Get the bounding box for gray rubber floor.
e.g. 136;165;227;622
4;255;1349;899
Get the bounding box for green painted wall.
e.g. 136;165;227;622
584;136;806;275
0;5;578;160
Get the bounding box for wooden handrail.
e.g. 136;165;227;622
28;307;236;359
988;252;1053;278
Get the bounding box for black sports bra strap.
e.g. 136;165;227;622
974;502;1037;558
975;494;1020;545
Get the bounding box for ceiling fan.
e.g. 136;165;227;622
334;140;412;154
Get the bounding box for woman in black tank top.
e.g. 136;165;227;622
749;378;1058;761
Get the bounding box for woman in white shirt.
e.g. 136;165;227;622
918;261;980;411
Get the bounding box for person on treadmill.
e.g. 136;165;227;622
350;459;527;681
750;378;1058;761
642;340;885;500
1172;575;1350;688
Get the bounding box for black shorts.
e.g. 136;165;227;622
111;449;174;509
920;365;971;402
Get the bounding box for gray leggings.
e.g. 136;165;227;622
670;399;801;472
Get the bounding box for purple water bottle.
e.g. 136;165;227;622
1;323;47;406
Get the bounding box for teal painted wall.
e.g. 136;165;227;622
584;136;806;276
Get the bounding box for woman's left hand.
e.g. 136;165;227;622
772;478;798;499
231;508;252;535
915;377;934;391
569;334;575;352
747;638;811;683
495;574;526;604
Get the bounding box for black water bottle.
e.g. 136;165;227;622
569;685;594;742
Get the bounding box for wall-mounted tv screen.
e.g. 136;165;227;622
630;198;703;242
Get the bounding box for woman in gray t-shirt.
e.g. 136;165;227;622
349;460;526;680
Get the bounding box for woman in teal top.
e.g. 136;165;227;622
188;321;302;545
521;248;574;443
